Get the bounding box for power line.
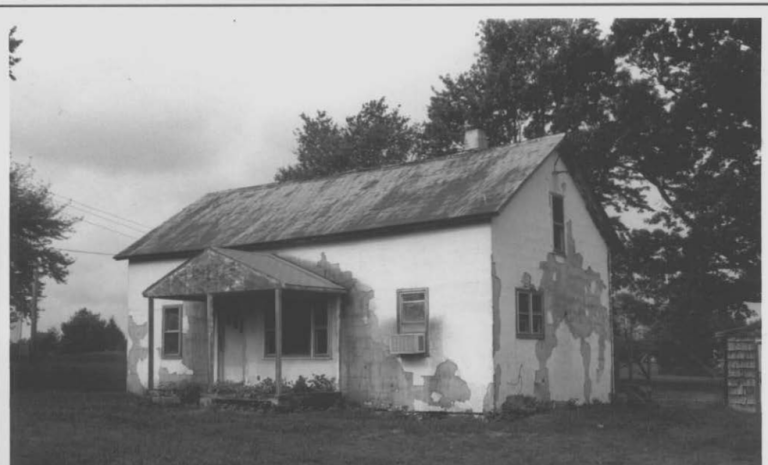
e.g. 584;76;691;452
58;248;116;257
52;192;152;229
81;219;139;239
63;203;149;234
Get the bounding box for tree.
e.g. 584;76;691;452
104;317;127;351
421;18;760;368
276;97;421;182
10;162;78;321
9;26;22;81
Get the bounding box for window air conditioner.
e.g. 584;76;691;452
389;333;426;355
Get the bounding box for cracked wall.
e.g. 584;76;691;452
491;152;612;407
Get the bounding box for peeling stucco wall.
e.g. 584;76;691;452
125;225;494;412
277;225;494;412
491;152;612;407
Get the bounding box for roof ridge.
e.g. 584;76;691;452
218;133;566;196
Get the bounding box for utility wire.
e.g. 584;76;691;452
52;192;152;229
63;203;149;234
58;248;116;257
81;219;139;239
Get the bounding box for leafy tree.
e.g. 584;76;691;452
34;327;61;356
10;162;78;321
421;18;760;368
9;26;22;81
276;97;421;182
104;316;127;351
60;310;126;353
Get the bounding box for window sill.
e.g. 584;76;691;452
517;333;544;340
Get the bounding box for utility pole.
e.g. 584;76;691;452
30;265;38;362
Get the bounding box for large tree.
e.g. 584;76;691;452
421;18;760;367
276;97;421;182
10;162;78;321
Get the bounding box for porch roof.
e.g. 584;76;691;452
143;247;346;299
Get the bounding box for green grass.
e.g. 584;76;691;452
10;353;762;465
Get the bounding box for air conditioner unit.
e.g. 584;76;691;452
390;333;426;355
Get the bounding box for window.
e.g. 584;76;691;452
265;297;329;357
397;289;428;334
551;193;565;254
517;289;543;339
162;306;182;357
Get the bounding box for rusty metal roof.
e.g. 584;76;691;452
143;247;346;299
117;134;566;260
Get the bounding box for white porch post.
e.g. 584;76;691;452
207;293;215;386
147;297;155;391
275;287;283;397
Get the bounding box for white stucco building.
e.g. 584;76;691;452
115;131;618;412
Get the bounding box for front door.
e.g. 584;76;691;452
219;307;246;383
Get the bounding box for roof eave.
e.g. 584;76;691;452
116;212;496;263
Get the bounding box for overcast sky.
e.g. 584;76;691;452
5;5;759;335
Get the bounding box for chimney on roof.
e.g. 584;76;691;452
463;124;488;151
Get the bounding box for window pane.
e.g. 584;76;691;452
401;292;425;302
265;308;275;329
265;330;275;355
532;293;542;314
554;225;565;253
552;195;564;223
532;315;543;335
518;291;530;334
401;302;426;323
165;308;180;331
314;328;328;355
519;314;530;334
313;306;327;327
283;305;311;355
164;332;180;355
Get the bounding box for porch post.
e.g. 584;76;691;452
207;293;215;386
147;297;154;391
275;287;283;397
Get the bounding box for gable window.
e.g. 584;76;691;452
517;289;543;339
551;193;565;255
265;297;329;358
162;305;182;357
397;289;428;334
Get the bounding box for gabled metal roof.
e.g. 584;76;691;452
143;247;346;299
117;134;570;261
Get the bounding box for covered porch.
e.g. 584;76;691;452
142;247;346;397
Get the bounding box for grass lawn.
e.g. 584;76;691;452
9;353;762;465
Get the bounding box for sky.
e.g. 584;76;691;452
4;5;763;335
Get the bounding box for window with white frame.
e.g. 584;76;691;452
162;305;182;357
265;296;329;357
517;289;544;339
397;289;428;334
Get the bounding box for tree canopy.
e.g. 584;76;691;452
275;98;421;182
60;308;127;353
10;162;79;321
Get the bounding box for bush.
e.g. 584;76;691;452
158;380;203;405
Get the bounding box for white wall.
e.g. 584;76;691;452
125;223;495;412
274;223;494;412
126;258;186;392
491;152;612;405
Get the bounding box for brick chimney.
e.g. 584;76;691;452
464;125;488;150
